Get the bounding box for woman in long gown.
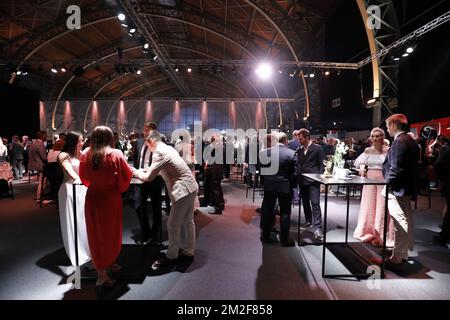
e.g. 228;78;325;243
353;127;395;247
57;132;91;266
79;126;132;287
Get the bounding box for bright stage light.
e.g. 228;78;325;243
130;28;136;33
175;67;179;72
137;69;142;75
406;47;414;53
309;73;315;78
402;53;409;57
393;57;400;61
51;67;58;73
144;43;149;49
118;13;126;21
187;67;192;73
324;71;330;76
367;98;377;104
61;67;66;72
303;117;308;121
255;62;273;80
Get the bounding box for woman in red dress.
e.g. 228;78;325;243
79;126;132;287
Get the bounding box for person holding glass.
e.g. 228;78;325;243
353;127;394;247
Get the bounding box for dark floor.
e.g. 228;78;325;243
0;176;449;300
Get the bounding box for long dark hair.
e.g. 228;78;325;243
61;131;82;157
89;126;114;170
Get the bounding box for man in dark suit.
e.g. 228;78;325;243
383;113;419;267
132;121;164;245
296;128;325;240
433;144;450;245
260;132;297;246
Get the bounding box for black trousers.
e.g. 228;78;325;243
439;196;450;240
134;176;163;240
261;191;292;242
299;182;322;230
204;164;225;210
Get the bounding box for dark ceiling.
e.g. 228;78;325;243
0;0;342;100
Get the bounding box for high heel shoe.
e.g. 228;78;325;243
109;264;122;274
96;276;116;288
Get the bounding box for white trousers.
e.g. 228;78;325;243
387;192;414;260
166;192;197;259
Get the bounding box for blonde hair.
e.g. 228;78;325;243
383;139;390;147
370;127;385;138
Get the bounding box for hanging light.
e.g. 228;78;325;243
187;67;192;73
51;66;58;73
255;62;273;80
143;43;149;49
117;13;126;21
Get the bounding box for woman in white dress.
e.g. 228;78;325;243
353;127;395;247
57;132;91;266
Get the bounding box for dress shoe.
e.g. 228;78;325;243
151;256;178;271
300;222;312;230
281;238;296;247
260;235;277;244
384;258;406;273
178;250;194;262
314;229;324;241
137;237;151;246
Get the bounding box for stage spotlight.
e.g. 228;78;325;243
324;71;330;76
402;53;409;57
187;67;192;73
289;70;296;77
51;66;58;73
255;62;273;80
137;69;142;75
153;55;158;61
303;116;308;121
406;47;414;53
309;73;315;78
175;67;179;72
118;13;126;21
393;57;400;61
16;70;22;75
130;28;136;33
144;43;149;49
61;67;67;72
367;98;377;104
121;23;128;27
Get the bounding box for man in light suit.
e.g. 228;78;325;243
383;113;419;269
132;122;164;245
296;128;325;240
260;132;297;246
134;130;199;271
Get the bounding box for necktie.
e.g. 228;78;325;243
141;146;148;168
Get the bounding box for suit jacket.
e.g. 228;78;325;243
260;144;297;194
132;138;150;169
382;132;419;197
138;142;199;203
28;140;47;171
296;142;325;186
433;145;449;198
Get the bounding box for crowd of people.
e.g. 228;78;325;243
0;112;449;285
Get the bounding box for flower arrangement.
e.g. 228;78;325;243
321;140;349;178
332;141;349;170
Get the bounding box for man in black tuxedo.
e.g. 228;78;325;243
132;121;163;245
296;128;325;240
260;132;297;246
383;113;419;267
433;144;450;245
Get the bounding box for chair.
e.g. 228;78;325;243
252;172;264;203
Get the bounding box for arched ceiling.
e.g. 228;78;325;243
0;0;341;99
